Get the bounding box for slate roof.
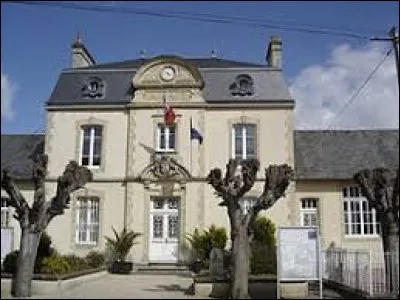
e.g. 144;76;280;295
47;56;292;106
1;135;45;180
295;130;399;180
1;130;398;181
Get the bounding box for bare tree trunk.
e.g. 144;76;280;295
11;228;41;297
207;160;293;300
2;156;92;298
231;223;250;299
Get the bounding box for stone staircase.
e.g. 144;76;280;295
133;264;193;276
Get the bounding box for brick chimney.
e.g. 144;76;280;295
71;34;96;68
266;36;282;69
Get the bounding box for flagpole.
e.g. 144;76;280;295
190;117;193;174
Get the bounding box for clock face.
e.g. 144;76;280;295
160;66;175;81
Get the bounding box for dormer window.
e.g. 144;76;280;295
82;77;105;99
230;74;254;96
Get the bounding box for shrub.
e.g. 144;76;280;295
186;225;228;263
63;254;88;272
250;244;277;274
34;231;56;273
2;231;55;274
252;216;276;246
2;250;19;274
41;254;71;275
250;216;277;274
85;251;105;268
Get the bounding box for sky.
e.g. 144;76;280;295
1;1;399;134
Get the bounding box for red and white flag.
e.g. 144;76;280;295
163;94;176;126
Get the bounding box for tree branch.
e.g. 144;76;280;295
354;169;376;205
246;164;293;227
30;154;48;225
237;159;259;199
45;161;92;225
1;169;29;223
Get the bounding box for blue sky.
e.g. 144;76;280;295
1;1;399;133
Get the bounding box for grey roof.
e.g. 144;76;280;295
2;130;398;181
47;56;292;106
76;57;265;70
1;135;45;180
294;130;399;180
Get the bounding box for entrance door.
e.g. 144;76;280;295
149;197;180;263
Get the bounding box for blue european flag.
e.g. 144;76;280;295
190;118;203;144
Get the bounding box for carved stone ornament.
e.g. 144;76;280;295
82;76;105;99
229;74;254;96
139;155;191;182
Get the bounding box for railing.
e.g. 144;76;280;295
323;248;399;297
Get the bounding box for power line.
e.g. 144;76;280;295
7;1;370;40
326;48;393;129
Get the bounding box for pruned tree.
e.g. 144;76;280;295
353;167;399;295
206;158;293;299
1;154;92;297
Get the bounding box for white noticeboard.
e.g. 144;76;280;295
277;226;323;299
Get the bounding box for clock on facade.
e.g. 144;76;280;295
160;66;175;82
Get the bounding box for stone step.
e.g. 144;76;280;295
134;264;193;276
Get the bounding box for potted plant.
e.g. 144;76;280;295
105;226;141;274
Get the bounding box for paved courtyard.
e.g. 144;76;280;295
1;272;344;299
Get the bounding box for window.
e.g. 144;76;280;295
343;186;380;236
232;124;256;159
1;197;10;228
300;198;318;227
157;123;176;152
76;196;100;245
239;196;257;214
80;125;103;168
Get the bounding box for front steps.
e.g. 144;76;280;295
134;264;193;276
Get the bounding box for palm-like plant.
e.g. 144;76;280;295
105;227;142;262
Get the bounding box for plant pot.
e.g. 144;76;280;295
190;259;203;274
109;261;133;274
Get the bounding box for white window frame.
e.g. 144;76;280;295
239;196;258;215
343;186;380;237
156;123;176;152
300;198;319;227
232;124;256;160
1;197;10;228
80;125;102;169
75;196;100;245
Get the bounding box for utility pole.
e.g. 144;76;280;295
389;27;400;90
371;26;400;90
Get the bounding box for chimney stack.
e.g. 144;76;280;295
71;33;96;68
266;36;282;69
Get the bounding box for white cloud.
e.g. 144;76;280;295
290;43;399;129
1;72;17;121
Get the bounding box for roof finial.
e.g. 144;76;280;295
211;37;217;58
75;30;82;45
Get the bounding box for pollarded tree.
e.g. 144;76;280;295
206;158;293;299
353;167;399;295
1;154;92;297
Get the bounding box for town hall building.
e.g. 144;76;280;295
1;36;398;265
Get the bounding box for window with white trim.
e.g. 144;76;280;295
300;198;319;227
157;123;176;152
80;125;103;168
239;196;257;215
1;197;10;228
76;196;100;245
232;124;256;159
343;186;380;236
